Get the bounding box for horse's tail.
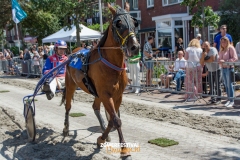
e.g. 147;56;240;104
60;87;66;106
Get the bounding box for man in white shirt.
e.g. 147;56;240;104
235;40;240;60
196;34;203;45
171;51;187;91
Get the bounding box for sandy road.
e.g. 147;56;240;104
0;82;240;160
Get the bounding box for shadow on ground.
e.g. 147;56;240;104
0;127;107;160
206;147;240;160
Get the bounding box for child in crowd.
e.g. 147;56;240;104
32;51;41;75
10;62;20;75
160;64;175;89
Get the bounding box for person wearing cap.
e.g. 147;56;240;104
214;24;233;51
196;34;203;45
42;40;68;100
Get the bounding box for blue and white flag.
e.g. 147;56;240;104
11;0;27;23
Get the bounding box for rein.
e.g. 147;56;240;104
97;47;125;72
69;46;125;72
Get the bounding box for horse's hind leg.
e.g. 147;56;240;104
63;73;77;137
92;98;111;142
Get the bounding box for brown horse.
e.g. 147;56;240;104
61;3;139;160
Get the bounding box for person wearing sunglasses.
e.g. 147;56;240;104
214;25;233;51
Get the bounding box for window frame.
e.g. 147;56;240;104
147;0;154;8
132;0;138;10
162;0;183;7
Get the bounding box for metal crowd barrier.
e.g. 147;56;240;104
0;60;8;73
0;58;45;77
125;59;240;103
2;57;240;103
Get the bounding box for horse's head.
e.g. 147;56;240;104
108;3;140;57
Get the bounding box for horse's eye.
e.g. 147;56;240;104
116;20;122;28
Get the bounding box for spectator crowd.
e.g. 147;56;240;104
126;24;240;108
1;24;240;108
0;40;98;76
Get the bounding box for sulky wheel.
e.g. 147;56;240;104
24;102;36;142
105;109;120;132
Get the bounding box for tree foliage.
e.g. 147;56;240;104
21;0;66;43
0;0;116;46
60;0;115;46
181;0;220;40
219;0;240;43
0;0;14;36
190;6;219;28
88;22;110;32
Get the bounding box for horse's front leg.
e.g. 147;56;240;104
92;98;111;142
62;70;77;136
113;95;131;160
97;96;131;160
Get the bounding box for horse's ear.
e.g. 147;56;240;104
108;3;116;15
124;2;130;12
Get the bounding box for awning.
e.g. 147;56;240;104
138;27;155;34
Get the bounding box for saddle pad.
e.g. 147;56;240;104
69;48;90;70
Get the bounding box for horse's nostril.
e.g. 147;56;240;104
131;46;136;51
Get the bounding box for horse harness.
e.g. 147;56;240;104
70;7;138;97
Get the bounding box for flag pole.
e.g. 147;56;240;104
2;33;4;53
98;0;103;34
15;23;20;53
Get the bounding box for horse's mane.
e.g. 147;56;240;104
98;25;109;47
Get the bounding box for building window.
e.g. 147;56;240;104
175;20;182;26
157;21;171;28
209;26;218;45
11;28;15;37
147;0;154;8
163;0;183;6
133;0;138;9
122;0;138;10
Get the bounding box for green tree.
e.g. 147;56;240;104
0;0;116;46
0;0;12;30
87;22;109;32
61;0;115;47
181;0;220;41
0;0;27;48
21;0;64;44
218;0;240;44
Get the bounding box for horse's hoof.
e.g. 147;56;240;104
63;129;69;137
121;155;132;160
97;136;106;148
121;150;131;159
106;136;111;142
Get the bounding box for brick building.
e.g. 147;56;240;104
116;0;221;52
4;24;37;49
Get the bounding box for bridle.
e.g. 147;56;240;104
70;7;138;72
111;8;137;49
116;30;135;47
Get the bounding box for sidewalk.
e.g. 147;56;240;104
123;87;240;123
